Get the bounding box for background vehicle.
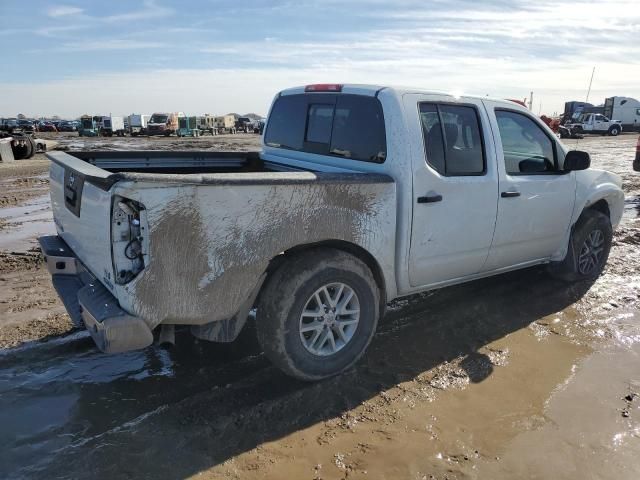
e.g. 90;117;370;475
100;116;126;136
570;113;623;136
58;121;78;132
196;114;218;135
127;114;150;136
177;116;200;137
604;96;640;132
78;115;101;136
147;112;183;136
235;116;254;133
1;118;19;133
214;114;236;134
38;122;58;132
39;84;624;381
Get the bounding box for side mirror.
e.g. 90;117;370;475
564;150;590;171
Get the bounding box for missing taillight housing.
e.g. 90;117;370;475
112;197;147;284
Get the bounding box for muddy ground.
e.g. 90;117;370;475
0;133;639;479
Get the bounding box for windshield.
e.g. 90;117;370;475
150;115;168;123
81;119;93;129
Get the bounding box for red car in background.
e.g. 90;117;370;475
38;122;58;132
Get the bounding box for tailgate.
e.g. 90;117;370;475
48;151;117;292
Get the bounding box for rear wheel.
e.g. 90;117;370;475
549;210;612;282
256;248;380;381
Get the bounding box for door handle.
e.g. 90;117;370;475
417;194;443;204
501;191;521;198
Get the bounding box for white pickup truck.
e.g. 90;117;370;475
39;84;624;380
570;113;623;136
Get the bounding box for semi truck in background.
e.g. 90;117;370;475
78;115;102;137
147;112;184;136
101;116;126;137
128;114;150;136
604;97;640;132
177;116;200;137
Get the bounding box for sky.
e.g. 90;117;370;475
1;0;639;118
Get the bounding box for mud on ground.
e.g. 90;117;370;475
0;133;638;479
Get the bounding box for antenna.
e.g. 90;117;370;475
575;66;596;149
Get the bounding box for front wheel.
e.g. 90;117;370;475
609;126;620;136
549;210;612;282
256;248;380;381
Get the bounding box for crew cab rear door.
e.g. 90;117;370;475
404;94;499;287
481;101;575;271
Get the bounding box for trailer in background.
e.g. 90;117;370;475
604;97;640;132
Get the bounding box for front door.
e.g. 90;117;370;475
482;102;575;271
405;94;499;287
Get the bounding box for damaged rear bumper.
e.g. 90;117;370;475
38;235;153;353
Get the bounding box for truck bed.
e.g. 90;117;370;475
44;149;397;352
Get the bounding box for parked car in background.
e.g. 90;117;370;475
235;116;254;133
634;136;640;171
38;122;58;132
1;118;19;132
39;84;624;381
17;119;35;132
177;116;201;137
58;121;78;132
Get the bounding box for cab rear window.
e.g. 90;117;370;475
265;93;387;163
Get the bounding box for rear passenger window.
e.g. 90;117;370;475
264;94;386;163
330;95;386;162
419;103;485;175
264;95;307;150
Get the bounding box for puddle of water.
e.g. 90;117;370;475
0;194;55;251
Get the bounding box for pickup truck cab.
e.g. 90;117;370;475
40;84;624;380
571;113;623;136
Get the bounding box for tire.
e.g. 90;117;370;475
549;210;612;282
609;126;620;136
256;248;380;381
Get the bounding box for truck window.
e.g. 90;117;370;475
495;110;557;175
265;94;386;162
306;104;334;144
419;103;485;176
330;95;386;162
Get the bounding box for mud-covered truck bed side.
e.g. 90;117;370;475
42;150;396;357
41;84;624;380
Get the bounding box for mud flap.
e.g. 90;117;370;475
191;273;266;343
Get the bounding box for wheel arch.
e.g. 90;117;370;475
264;240;388;315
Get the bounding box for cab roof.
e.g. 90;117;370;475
279;84;523;109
